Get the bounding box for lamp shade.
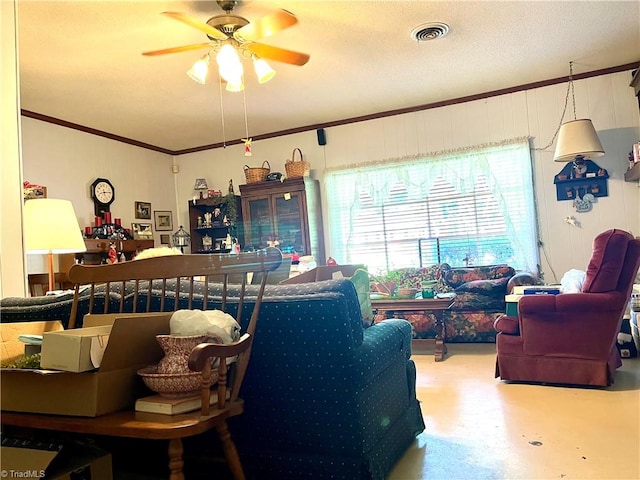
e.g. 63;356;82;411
553;119;605;162
24;199;86;254
252;56;275;84
187;54;210;84
194;178;208;190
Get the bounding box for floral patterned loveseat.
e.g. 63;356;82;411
373;264;537;342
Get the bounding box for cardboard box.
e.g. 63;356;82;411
281;265;373;325
1;313;172;416
41;325;111;372
505;294;523;317
1;443;112;480
1;320;63;363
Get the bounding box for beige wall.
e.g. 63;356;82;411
19;118;177;276
1;0;27;297
175;70;640;283
2;17;639;295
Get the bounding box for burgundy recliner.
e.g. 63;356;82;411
494;229;640;387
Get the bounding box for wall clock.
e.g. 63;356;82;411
91;177;115;216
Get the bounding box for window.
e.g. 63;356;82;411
325;137;538;274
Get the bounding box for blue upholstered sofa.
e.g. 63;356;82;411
1;279;425;479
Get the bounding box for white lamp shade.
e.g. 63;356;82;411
187;55;210;84
553;119;605;162
252;57;275;84
24;199;87;254
225;78;245;92
216;44;243;84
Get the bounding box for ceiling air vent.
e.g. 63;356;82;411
410;22;450;42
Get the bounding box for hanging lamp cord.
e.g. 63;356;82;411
219;76;227;148
242;86;250;140
534;61;575;151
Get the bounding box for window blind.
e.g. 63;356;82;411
325;138;538;275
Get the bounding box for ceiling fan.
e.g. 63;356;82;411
143;0;309;89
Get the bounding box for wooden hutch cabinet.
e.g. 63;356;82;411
187;196;242;254
239;177;325;264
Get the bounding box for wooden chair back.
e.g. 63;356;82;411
64;248;283;479
28;272;73;296
66;248;283;329
67;248;283;402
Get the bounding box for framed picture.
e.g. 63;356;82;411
160;234;171;245
135;201;151;219
154;210;173;231
131;222;153;240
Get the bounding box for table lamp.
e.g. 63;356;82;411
24;199;87;292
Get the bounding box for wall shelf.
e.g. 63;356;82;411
625;162;640;182
553;159;609;201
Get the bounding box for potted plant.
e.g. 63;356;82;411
222;193;238;225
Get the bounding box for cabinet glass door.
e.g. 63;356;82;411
274;193;305;255
246;196;274;249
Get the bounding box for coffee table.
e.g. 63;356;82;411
371;296;455;361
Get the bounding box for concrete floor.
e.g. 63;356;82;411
389;344;640;480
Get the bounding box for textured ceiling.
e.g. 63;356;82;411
16;1;640;153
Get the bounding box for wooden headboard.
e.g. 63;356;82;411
66;248;283;329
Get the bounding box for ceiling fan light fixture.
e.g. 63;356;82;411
252;56;275;84
216;44;244;83
186;53;211;84
226;78;245;92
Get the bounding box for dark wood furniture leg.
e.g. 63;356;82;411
433;309;447;362
217;421;246;480
167;438;185;480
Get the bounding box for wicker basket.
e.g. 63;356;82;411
285;148;310;178
244;161;270;184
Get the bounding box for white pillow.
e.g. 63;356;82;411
134;246;182;260
560;269;586;293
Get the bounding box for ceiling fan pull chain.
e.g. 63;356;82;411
242;87;252;156
218;76;227;148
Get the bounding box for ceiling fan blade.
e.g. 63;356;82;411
234;9;298;42
142;43;213;56
246;43;309;66
162;11;228;41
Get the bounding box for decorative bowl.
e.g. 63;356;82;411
137;365;217;398
396;288;418;299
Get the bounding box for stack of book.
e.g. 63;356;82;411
135;391;217;415
512;285;562;295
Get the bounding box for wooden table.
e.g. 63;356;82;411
1;402;242;480
371;296;455;361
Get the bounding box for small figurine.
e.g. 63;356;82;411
197;216;203;228
202;234;213;251
204;212;212;228
242;138;252;156
107;243;118;264
228;179;234;195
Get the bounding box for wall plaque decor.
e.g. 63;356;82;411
553;159;609;203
